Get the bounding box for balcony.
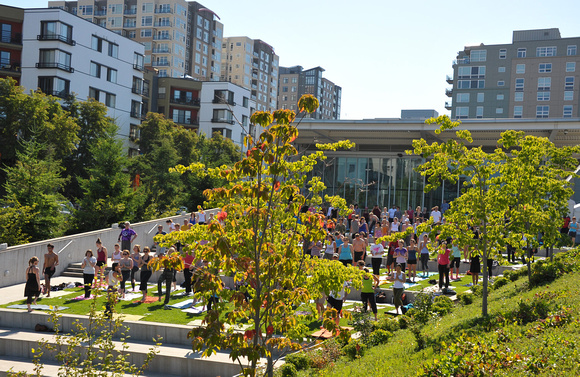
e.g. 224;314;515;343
49;90;71;99
123;22;137;28
212;98;235;106
170;97;200;106
173;116;199;126
130;110;144;119
36;62;74;73
452;58;470;66
131;86;149;97
154;21;172;27
152;47;171;53
446;75;453;84
124;9;137;15
152;61;170;67
0;60;20;72
0;31;22;45
445;88;453;97
153;34;171;41
445;101;452;110
211;118;234;125
154;8;172;14
133;63;144;71
94;10;106;16
37;33;75;46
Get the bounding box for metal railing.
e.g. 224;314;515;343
37;33;75;46
170;97;200;106
36;62;74;72
0;31;22;44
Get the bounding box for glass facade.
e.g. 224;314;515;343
310;156;466;212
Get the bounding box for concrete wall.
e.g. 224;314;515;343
0;210;218;288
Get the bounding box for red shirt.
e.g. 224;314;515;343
438;249;450;265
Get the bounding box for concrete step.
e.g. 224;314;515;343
0;327;246;377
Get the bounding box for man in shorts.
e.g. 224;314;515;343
327;255;346;328
352;233;366;263
43;244;59;297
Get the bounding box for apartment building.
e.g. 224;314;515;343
48;0;223;80
221;36;278;112
20;7;145;153
278;65;342;119
447;28;580;119
0;5;23;85
153;75;202;131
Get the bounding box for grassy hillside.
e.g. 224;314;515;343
283;249;580;377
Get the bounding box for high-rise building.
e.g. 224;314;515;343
447;28;580;119
221;36;278;112
0;5;23;85
278;65;341;119
48;0;223;80
20;6;145;153
278;65;342;119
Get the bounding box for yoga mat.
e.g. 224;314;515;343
182;306;203;314
7;304;69;311
119;293;142;301
72;294;95;301
168;299;194;309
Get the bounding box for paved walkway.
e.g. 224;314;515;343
0;275;84;306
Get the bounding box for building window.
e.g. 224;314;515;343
141;16;152;26
514;92;524;102
563;105;573;118
516;64;525;74
496;94;504;100
514;106;523;118
39;21;74;45
133;53;144;70
129;124;139;140
90;61;101;78
37;49;73;72
455;107;469;119
213;90;234;105
538;63;552;73
92;35;103;52
477;93;484;102
470;50;487;62
105;93;116;108
568;45;577;56
456;93;470;103
498;66;506;73
538;77;551;90
536;105;549;118
517;48;526;58
242;96;249;108
536;46;556;57
130;100;141;118
499;49;507;59
476;106;483;118
566;62;576;72
497;80;505;86
106;67;117;83
212;109;234;124
457;66;486;79
515;78;525;91
108;43;118;58
457;80;485;89
38;76;70;98
564;91;574;101
88;87;115;108
496;107;503;114
537;91;550;101
565;76;575;90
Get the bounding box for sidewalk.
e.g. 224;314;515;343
0;275;84;306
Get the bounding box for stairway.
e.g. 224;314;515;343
59;262;83;278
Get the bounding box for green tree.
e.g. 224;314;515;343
2;138;67;242
0;200;35;245
74;124;135;232
158;95;360;376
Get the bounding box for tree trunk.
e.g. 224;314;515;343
481;240;488;317
550;246;554;262
526;240;531;281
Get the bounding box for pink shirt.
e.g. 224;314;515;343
438;249;450;265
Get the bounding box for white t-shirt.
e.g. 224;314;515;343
393;272;405;289
198;212;206;223
83;256;96;274
388;208;396;218
325;241;336;254
431;210;442;223
370;243;384;258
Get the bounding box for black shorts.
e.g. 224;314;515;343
408;259;417;265
354;251;364;261
327;296;343;313
451;257;461;268
386;254;394;266
96;261;106;267
44;267;55;278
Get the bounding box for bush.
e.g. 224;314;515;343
503;270;520;282
457;292;474;305
470;284;483;296
411;292;434;324
493;276;509;289
530;260;561;287
285;352;309;371
367;329;393;346
307;339;343;370
375;317;400;332
342;340;367;360
510;295;553;324
280;363;297;377
397;315;411;329
433;295;453;316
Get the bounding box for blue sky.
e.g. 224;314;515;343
5;0;580;119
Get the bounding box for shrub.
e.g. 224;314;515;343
285;352;309;371
411;292;434;324
348;305;374;344
307;339;343;370
530;260;561;287
397;315;411;329
280;363;297;377
470;284;483;296
411;324;426;351
503;270;520;282
342;339;367;360
457;292;474;305
433;295;453;315
375;317;400;332
510;295;553;324
367;329;393;346
493;276;509;289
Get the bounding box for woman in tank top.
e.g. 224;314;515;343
138;247;152;302
338;237;354;267
95;238;108;286
130;245;141;291
111;244;122;263
118;250;133;299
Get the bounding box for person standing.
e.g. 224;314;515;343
323;234;336;260
118;222;137;253
369;241;385;277
138;247;153;302
197;210;206;225
158;247;177;307
569;217;578;247
338;237;354;268
437;241;451;291
393;240;408;273
24;257;41;312
95;238;108;286
352;233;366;263
154;225;167;256
118;250;133;299
358;261;379;321
130;245;141;291
419;234;430;278
81;250;97;299
441;200;450;214
183;252;195;296
388;264;406;315
43;244;59;298
430;206;442;225
450;241;462;280
407;239;418;283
